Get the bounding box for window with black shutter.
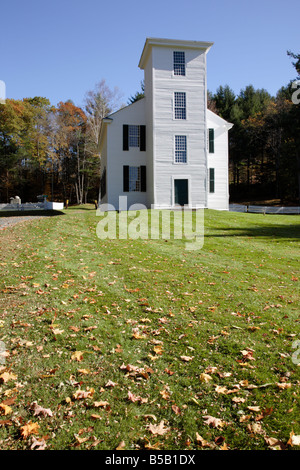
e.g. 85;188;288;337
123;125;146;151
123;165;146;192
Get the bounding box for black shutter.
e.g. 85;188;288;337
209;128;214;153
123;125;129;151
140;166;146;192
209;168;215;193
123;165;129;192
140;125;146;151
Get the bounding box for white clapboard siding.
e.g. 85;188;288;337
99;38;232;212
206;109;233;210
99;98;147;211
141;41;210;209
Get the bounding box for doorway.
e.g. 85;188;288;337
174;179;188;206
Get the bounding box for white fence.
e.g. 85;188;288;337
229;204;300;214
0;202;64;211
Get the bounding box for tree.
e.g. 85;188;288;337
128;81;145;104
84;79;124;203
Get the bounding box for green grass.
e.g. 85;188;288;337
0;205;299;450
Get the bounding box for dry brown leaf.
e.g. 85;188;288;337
116;440;126;450
105;380;117;388
20;421;40;439
73;388;95;400
276;382;291;390
0;403;12;415
195;432;212;447
203;415;226;429
247;422;264;435
127;391;148;404
148;420;170;436
30;401;53;417
93;401;110;408
199;373;212;383
247;406;260;412
288;431;300;446
171;405;181;415
180;355;193;362
71;351;84;362
0;372;17;383
30;436;47;450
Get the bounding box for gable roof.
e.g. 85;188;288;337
207;109;233;130
98;98;146;152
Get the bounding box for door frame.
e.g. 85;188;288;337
172;175;191;207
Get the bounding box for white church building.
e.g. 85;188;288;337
99;37;233;211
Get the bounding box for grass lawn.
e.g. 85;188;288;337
0;205;299;450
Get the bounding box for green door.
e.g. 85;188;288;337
174;179;188;206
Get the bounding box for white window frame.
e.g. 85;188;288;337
174;135;187;164
129;166;141;192
174;92;186;120
173;51;186;76
128;125;140;148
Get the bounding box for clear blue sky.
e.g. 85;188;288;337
1;0;299;108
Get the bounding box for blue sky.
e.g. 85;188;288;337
1;0;299;108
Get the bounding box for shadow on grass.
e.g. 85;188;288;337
0;210;65;218
206;224;300;241
65;204;96;211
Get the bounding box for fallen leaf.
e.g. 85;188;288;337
276;382;291;390
30;436;47;450
127;391;148;404
203;415;226;428
71;351;84;362
73;388;95;400
116;440;126;450
195;432;212;448
105;380;117;388
93;401;110;408
30;402;53;417
288;432;300;446
148;420;170;436
0;372;17;383
20;421;40;439
247;406;260;412
180;355;193;362
0;404;12;415
171;405;181;415
199;373;212;383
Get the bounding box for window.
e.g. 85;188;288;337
174;92;186;119
173;51;185;76
123;166;146;192
208;128;214;153
128;125;140;147
175;135;187;163
123;125;146;151
209;168;215;193
129;166;140;191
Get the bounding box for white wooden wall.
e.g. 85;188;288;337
145;45;208;209
102;98;147;211
206;109;231;210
